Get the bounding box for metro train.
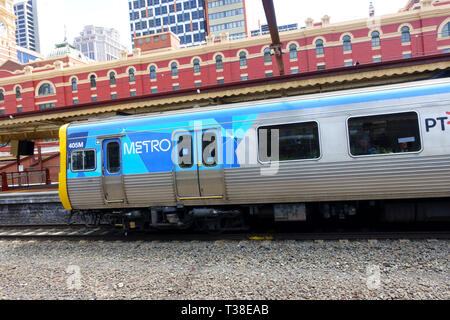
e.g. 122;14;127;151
59;78;450;232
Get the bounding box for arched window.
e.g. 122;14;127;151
343;35;352;52
15;87;21;99
150;65;157;79
71;78;77;91
193;59;200;73
239;51;247;67
315;39;324;55
129;68;135;82
38;83;54;96
90;75;96;88
442;22;450;37
0;89;4;102
371;31;380;47
109;72;116;85
264;48;271;63
289;44;298;60
215;55;223;70
171;62;178;77
401;26;411;43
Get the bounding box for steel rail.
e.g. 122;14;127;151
0;225;448;241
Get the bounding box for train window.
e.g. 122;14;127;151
258;122;320;162
177;134;193;168
348;112;421;156
106;142;121;174
202;131;217;167
71;149;96;172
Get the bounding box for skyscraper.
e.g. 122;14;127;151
206;0;247;40
73;25;127;62
13;0;40;53
128;0;207;47
0;0;18;63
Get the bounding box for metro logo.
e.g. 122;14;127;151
124;139;171;154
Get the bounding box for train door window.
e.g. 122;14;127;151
71;149;96;172
348;112;421;156
176;134;193;168
258;122;320;162
106;141;120;173
202;130;218;167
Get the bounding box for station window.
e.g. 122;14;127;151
239;51;247;67
289;44;298;60
171;62;178;77
71;78;78;91
150;65;157;79
348;112;421;156
215;55;223;70
343;35;352;52
401;26;411;43
109;72;116;85
315;39;324;56
193;59;200;74
129;68;135;83
38;83;54;96
371;31;381;48
90;75;97;88
71;149;96;171
264;47;272;63
258;122;320;162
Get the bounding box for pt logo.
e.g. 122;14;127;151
425;112;450;132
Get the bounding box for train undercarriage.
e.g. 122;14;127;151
69;198;450;233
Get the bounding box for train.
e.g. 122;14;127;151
59;78;450;232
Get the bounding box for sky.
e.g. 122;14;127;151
35;0;410;56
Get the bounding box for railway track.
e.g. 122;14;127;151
0;225;448;241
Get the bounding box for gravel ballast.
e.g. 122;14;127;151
0;239;448;300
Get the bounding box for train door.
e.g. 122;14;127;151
102;138;126;204
174;128;224;200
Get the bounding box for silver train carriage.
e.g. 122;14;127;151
59;78;450;231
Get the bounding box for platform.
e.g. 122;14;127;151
0;188;75;226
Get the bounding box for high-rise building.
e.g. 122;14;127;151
0;0;18;63
73;25;127;61
206;0;247;40
250;23;298;37
13;0;40;53
128;0;207;47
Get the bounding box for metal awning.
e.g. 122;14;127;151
0;55;449;143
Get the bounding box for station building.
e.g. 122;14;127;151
0;0;449;117
14;0;40;54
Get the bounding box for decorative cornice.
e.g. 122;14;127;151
0;4;449;87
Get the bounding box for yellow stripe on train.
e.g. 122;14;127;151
58;123;72;210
